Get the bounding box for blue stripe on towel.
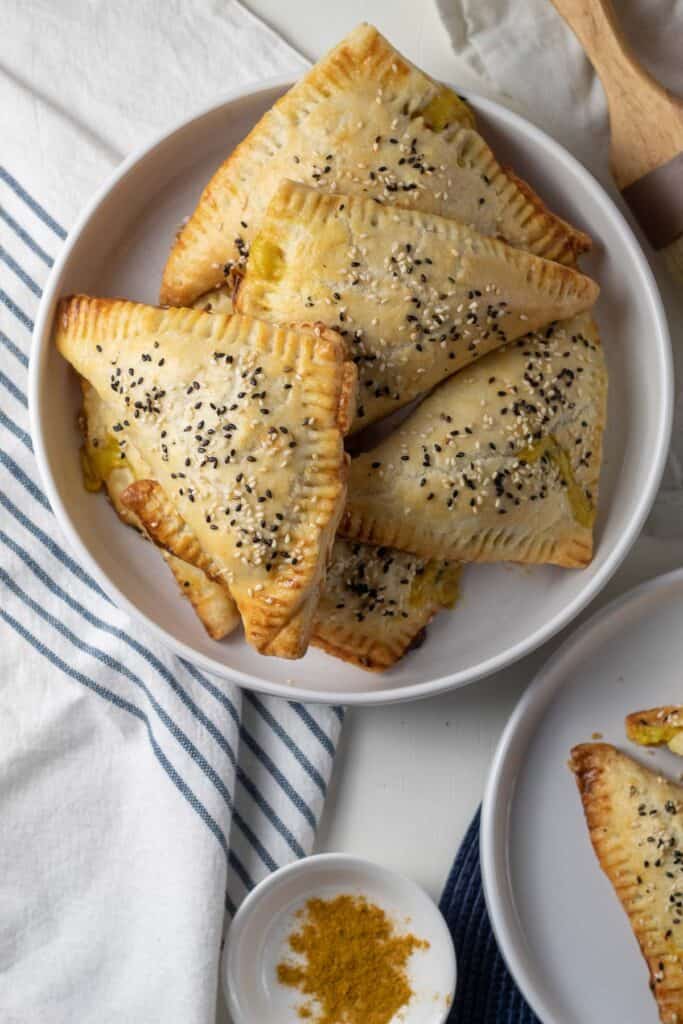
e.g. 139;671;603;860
0;206;54;266
247;693;327;797
1;522;282;876
0;245;43;297
239;720;317;830
0;407;33;451
288;702;336;759
179;660;309;856
0;166;67;239
0;370;28;408
0;608;231;858
0;486;106;591
0;565;237;810
0;288;34;331
235;766;307;859
0;329;29;368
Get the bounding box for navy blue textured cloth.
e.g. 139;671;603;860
440;808;540;1023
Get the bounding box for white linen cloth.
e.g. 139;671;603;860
435;0;683;537
0;5;342;1024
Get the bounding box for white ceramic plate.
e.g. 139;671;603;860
29;78;672;703
223;853;456;1024
481;568;683;1024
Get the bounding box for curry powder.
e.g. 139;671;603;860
276;893;429;1024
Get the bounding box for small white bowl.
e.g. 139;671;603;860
223;853;457;1024
29;79;672;703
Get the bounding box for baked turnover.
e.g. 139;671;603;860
571;744;683;1024
160;23;590;308
55;297;356;659
311;539;460;670
340;311;606;568
80;380;239;640
236;181;599;430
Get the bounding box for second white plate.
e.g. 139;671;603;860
481;567;683;1024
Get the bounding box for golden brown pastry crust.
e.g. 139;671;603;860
80;381;239;640
311;539;460;671
56;296;356;658
570;743;683;1024
236;181;599;431
160;23;591;307
340;312;606;568
121;479;227;585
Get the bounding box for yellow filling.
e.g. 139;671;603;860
517;436;595;528
80;436;128;493
627;720;683;754
419;88;476;132
249;235;285;282
410;562;461;610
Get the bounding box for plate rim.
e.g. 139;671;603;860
28;76;674;705
480;566;683;1022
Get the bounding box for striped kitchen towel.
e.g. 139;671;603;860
441;808;539;1024
0;5;341;1024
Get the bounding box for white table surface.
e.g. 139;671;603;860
218;1;683;1018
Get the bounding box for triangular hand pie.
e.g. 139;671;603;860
80;380;239;640
56;297;356;658
236;180;599;430
627;708;683;757
340;312;606;568
160;23;590;308
571;744;683;1024
311;539;460;671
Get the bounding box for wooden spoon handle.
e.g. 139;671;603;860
550;0;640;80
549;0;683;186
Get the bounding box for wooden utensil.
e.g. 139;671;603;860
550;0;683;282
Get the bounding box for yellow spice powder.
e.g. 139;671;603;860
277;893;429;1024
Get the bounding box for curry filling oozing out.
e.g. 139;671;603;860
627;716;683;756
320;541;460;626
80;433;128;492
409;558;460;610
248;236;285;284
417;86;476;132
517;435;595;529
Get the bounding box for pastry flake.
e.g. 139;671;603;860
340;312;606;568
160;23;591;307
236;180;599;430
190;284;235;316
56;297;356;658
312;539;460;671
627;708;683;756
80;380;239;640
570;743;683;1024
